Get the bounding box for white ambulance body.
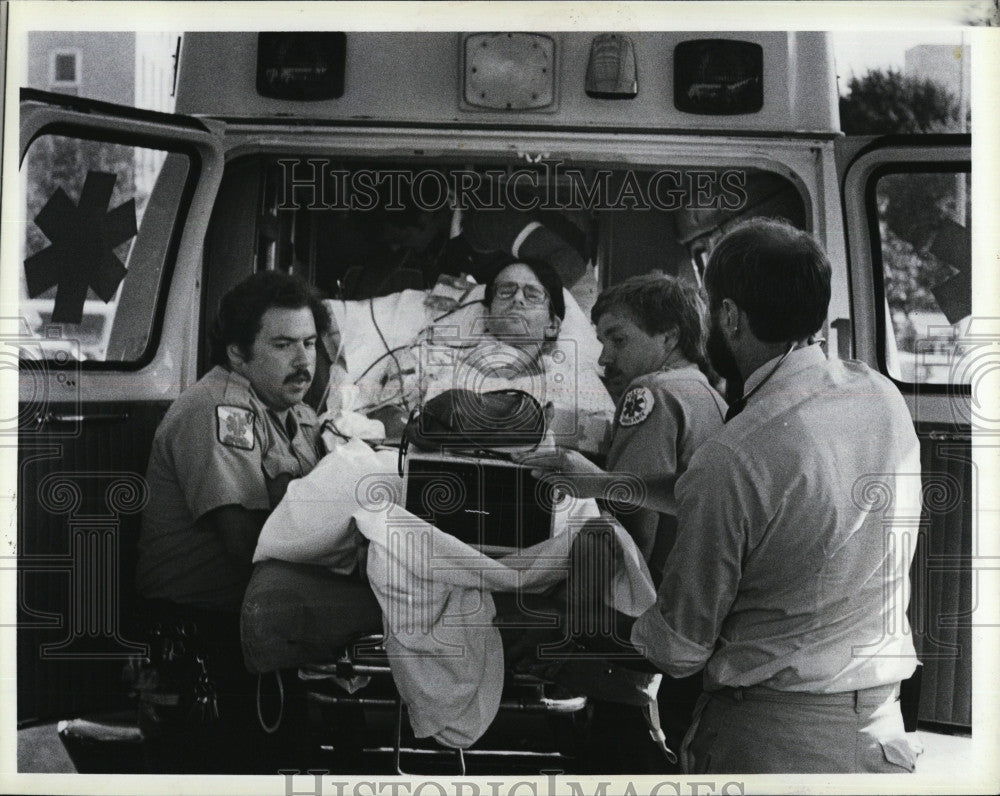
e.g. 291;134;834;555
13;30;974;747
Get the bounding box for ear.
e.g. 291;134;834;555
227;342;249;370
662;327;680;353
720;298;741;337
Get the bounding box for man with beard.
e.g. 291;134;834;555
135;271;330;769
629;218;922;773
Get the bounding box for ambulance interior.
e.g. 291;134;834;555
197;155;808;424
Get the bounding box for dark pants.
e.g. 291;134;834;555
240;559;384;673
495;520;703;773
136;598;279;773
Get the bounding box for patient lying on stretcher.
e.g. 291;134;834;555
241;258;635;746
321;256;615;455
247;255;616;580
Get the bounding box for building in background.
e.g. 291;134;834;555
905;43;971;129
26;31;178;110
26;31;180;197
27;31;137;103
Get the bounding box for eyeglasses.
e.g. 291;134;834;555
493;281;549;305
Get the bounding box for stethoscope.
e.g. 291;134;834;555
726;341;802;420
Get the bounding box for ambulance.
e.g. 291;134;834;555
12;28;976;772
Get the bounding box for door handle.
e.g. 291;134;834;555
926;429;972;442
34;410;130;428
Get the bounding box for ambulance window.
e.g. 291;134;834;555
873;168;971;385
19;133;190;365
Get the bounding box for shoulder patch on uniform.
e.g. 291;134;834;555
216;405;255;450
618;386;654;427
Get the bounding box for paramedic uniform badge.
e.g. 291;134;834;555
618;386;654;427
216;406;255;450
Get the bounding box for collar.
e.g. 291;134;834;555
660;354;694;373
216;365;254;399
742;343;826;401
218;366;309;422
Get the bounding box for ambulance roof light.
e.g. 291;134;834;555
585;34;638;99
462;33;556;111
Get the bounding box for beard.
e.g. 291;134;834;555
707;323;742;389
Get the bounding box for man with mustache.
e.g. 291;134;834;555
630;218;922;773
135;271;330;767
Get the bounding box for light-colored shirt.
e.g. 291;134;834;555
631;345;921;692
137;366;319;612
605;366;726;577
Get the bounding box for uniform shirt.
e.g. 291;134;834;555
605;366;727;577
631;345;921;692
137;366;320;612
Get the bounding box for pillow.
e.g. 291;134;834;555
324;285;603;386
325;289;429;379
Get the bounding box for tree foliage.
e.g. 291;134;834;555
25;135;136;271
839;68;962;135
840;69;969;353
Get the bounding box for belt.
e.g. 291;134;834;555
712;683;900;712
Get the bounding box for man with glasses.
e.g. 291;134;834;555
459;256;566;379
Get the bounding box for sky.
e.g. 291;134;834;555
831;30;969;89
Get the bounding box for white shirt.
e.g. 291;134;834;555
631;345;921;692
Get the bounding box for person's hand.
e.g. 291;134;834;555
514;447;610;500
515;446;602;476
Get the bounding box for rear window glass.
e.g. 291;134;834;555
19;132;191;364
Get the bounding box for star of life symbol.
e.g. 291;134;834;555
618;386;654;426
217;405;256;450
24;170;137;324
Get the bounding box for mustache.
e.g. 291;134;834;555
283;368;312;384
603;365;624;382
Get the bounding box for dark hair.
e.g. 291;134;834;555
591;273;715;381
703;217;832;342
483;255;566;321
208;271;331;366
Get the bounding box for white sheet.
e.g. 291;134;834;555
354;503;656;748
324;286;614;454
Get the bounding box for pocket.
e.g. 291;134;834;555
682;695;717;774
263;453;300;506
262;453;300;480
879;737;917;772
685;726;715;774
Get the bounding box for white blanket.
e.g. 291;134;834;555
254;440;657;748
353;504;657;748
253;439;400;568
